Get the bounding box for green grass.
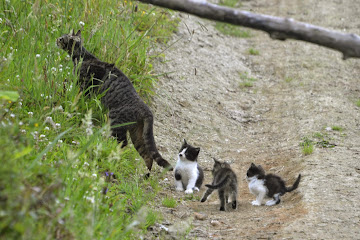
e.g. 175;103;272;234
218;0;241;8
248;48;260;55
239;72;257;88
0;0;178;239
300;138;314;155
162;196;177;208
356;99;360;107
331;126;343;131
215;22;251;38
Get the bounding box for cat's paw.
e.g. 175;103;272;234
251;200;261;206
200;198;206;202
265;200;276;206
232;201;237;209
193;187;200;192
185;189;193;194
175;187;184;192
219;207;225;211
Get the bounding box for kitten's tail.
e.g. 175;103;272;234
205;176;229;189
286;174;301;192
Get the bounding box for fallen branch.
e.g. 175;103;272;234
138;0;360;60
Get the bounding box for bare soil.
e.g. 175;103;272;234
147;0;360;239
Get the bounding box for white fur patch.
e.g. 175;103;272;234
247;176;268;206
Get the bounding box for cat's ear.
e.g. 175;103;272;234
183;139;187;145
195;147;200;154
251;163;256;168
258;165;265;173
75;30;81;37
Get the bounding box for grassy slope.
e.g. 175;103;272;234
0;0;178;239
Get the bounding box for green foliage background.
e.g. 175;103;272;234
0;0;178;239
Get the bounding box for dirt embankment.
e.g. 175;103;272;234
148;0;360;239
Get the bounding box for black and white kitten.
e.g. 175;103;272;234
246;163;301;206
174;139;204;194
201;158;238;211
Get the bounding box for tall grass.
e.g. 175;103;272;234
0;0;178;239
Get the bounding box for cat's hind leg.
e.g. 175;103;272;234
218;190;226;211
231;191;237;209
200;188;214;202
265;193;281;206
111;127;128;147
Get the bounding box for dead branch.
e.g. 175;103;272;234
138;0;360;60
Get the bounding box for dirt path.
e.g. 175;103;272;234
148;0;360;239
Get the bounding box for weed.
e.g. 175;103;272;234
239;72;257;88
215;22;251;38
162;196;178;208
331;126;343;131
300;138;314;155
248;48;260;55
285;77;294;83
218;0;242;8
356;99;360;107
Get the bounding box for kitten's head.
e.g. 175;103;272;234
56;29;83;55
178;139;200;162
211;158;231;175
246;163;265;179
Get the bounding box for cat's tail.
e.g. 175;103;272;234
205;176;229;189
286;174;301;192
143;116;173;171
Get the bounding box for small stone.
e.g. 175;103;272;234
194;212;207;220
210;220;221;227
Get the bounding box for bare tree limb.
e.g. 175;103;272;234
138;0;360;60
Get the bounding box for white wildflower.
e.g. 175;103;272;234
28;112;34;117
92;173;97;178
64;197;70;201
19;121;23;126
44;126;50;130
10;113;15;118
40;93;44;97
85;196;95;204
51;67;57;72
82;110;93;136
20;129;26;133
83;162;90;167
0;18;2;24
16;75;19;78
79;21;85;27
39;134;46;138
36;54;41;58
55;123;61;128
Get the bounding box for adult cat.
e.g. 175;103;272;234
57;30;173;172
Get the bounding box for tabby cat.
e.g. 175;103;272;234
201;158;238;211
246;163;301;206
56;30;173;172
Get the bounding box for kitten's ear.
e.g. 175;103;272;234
75;30;81;37
251;163;256;168
258;165;265;173
183;139;187;145
69;29;75;35
195;147;200;154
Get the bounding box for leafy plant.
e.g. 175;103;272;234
162;196;178;208
300;138;314;155
248;48;260;55
239;72;257;88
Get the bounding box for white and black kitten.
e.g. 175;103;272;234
174;139;204;194
246;163;301;206
201;158;238;211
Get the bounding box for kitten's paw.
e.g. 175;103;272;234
200;198;206;202
219;207;225;211
185;189;193;194
251;200;261;206
265;200;276;206
193;187;200;192
175;187;184;192
232;201;237;209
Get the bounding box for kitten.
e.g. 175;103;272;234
246;163;301;206
56;30;173;173
174;139;204;194
201;158;238;211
